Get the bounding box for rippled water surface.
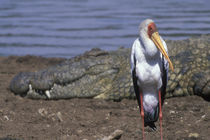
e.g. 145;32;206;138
0;0;210;57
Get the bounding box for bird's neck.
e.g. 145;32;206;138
140;31;159;58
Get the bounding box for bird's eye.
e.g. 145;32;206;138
150;27;153;31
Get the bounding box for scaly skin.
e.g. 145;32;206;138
10;35;210;100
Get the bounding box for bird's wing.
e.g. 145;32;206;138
131;39;141;107
160;37;169;105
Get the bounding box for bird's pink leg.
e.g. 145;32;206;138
140;92;145;140
158;90;163;140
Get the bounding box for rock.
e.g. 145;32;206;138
169;110;175;114
38;108;48;117
4;115;9;121
56;112;63;122
188;132;199;138
102;129;123;140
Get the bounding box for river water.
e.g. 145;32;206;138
0;0;210;58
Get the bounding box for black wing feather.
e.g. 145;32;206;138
161;54;168;105
132;54;141;108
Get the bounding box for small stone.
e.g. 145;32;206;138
101;127;107;130
105;112;111;120
201;115;206;119
50;113;56;121
175;130;181;134
38;108;48;117
188;133;199;138
4;115;9;121
61;135;71;140
77;129;83;134
170;110;175;114
57;112;63;122
102;129;123;140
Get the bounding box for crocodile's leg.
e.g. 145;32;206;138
159;90;163;140
140;92;145;140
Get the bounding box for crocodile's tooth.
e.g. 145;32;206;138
45;90;51;98
29;84;32;90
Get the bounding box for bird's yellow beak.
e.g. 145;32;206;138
151;32;174;71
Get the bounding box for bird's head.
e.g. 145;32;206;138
139;19;174;71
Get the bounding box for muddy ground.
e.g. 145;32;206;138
0;56;209;140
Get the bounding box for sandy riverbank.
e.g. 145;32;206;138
0;55;209;140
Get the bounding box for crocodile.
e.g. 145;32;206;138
10;35;210;100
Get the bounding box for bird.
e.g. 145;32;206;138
130;19;174;140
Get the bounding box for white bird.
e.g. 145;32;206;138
130;19;174;140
